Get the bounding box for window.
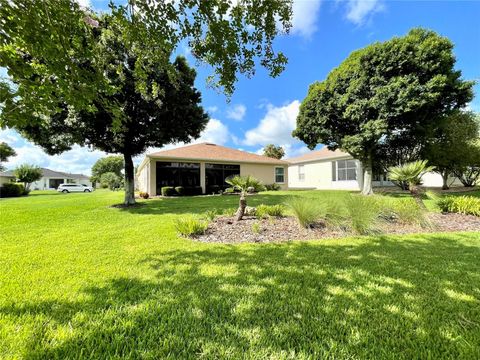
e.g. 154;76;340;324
336;159;357;181
275;167;285;183
298;165;305;181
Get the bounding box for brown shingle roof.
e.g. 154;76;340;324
148;143;288;165
287;147;350;164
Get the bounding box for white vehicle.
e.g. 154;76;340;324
57;184;94;193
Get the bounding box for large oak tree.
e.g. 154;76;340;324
293;28;474;195
0;0;293;204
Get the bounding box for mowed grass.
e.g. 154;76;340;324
0;190;479;359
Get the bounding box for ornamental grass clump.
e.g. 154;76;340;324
343;195;382;235
380;197;431;228
437;196;480;216
256;204;286;219
285;197;326;228
174;216;209;237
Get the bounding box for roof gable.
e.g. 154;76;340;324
287;147;351;164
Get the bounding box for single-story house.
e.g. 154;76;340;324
136;143;288;195
287;148;461;190
0;168;94;190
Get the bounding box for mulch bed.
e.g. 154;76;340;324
196;213;480;244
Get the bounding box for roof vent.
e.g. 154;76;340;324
205;143;216;146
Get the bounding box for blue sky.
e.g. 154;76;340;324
1;0;479;175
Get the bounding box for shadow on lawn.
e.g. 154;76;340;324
3;234;480;358
119;193;293;215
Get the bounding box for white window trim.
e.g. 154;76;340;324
336;159;357;182
274;166;285;184
298;165;305;182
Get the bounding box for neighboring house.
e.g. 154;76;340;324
0;172;16;186
287;148;461;190
136;143;288;195
0;168;94;190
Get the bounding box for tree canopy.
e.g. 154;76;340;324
293;28;474;195
263;144;285;159
14;164;42;190
423;111;480;189
91;156;124;184
0;142;16;171
0;0;293;205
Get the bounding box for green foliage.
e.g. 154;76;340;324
380;198;430;228
264;183;281;191
13;164;42;190
285;197;326;228
256;204;286;218
343;195;382;235
0;183;28;198
161;186;176;197
203;209;218;222
91;156;124;184
0;142;16;172
174;216;208;237
294;28;474;193
174;186;185;196
263;144;285;159
423;111;480;189
388;160;435;189
100;172;123;191
225;175;265;193
139;192;149;199
437;196;480;216
251;222;261;234
222;208;237;217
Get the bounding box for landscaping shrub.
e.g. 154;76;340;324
437;196;480;216
381;198;430;228
222;208;237;217
251;222;261;234
207;185;221;194
139;192;149;199
175;186;185;196
256;204;286;218
184;186;203;196
203;209;218;221
343;195;381;235
161;186;176;196
264;183;281;191
0;183;27;198
285;197;326;228
174;216;209;237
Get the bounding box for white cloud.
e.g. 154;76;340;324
197;118;230;144
207;106;218;114
241;100;312;159
243;100;300;146
0;129;106;175
226;104;246;121
291;0;322;38
343;0;384;25
76;0;91;8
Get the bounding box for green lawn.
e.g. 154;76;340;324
1;190;479;359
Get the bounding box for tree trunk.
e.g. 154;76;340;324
235;191;247;221
123;153;136;206
409;183;427;210
441;170;449;190
361;158;374;195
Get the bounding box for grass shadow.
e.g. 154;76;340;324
3;233;479;358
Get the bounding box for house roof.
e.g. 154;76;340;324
0;168;90;180
287;147;351;164
147;143;289;165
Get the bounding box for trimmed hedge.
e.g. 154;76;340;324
264;183;281;191
161;186;176;196
0;183;29;198
437;196;480;216
175;186;185;196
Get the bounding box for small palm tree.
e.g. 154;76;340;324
388;160;435;208
225;175;265;221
